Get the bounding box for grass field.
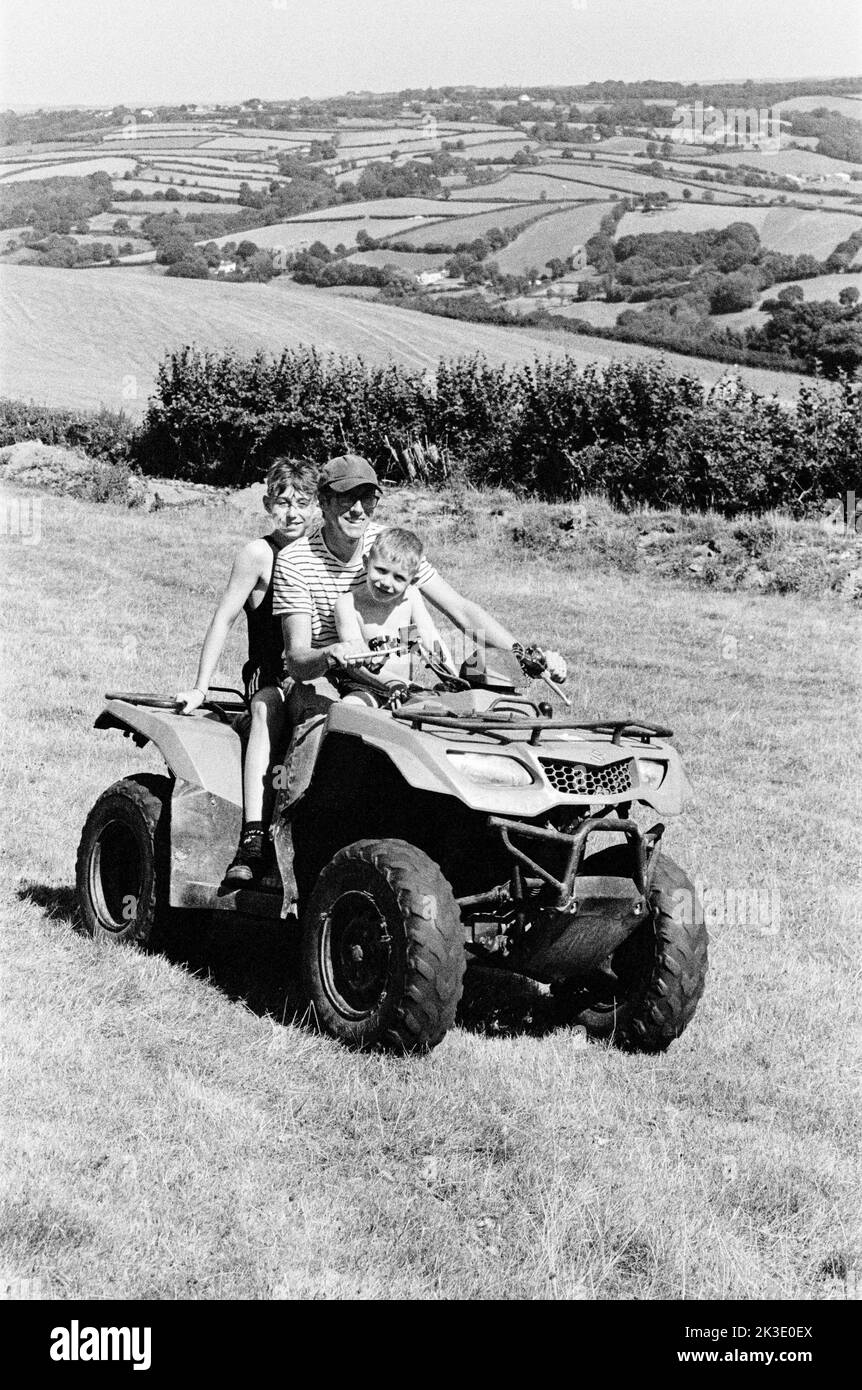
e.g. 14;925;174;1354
779;94;862;119
1;156;140;182
208;216;434;251
297;197;505;220
111;200;243;216
616;206;862;257
447;172;597;202
493;205;614;274
1;483;859;1300
345;249;452;271
718;270;862;331
0;263;828;414
387;203;549;248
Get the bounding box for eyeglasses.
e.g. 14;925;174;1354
324;487;380;511
272;491;314;509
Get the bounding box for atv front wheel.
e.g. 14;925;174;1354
75;774;171;948
300;839;465;1053
553;848;707;1053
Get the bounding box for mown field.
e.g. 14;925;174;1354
1;482;859;1300
616;205;862;257
0;263;823;415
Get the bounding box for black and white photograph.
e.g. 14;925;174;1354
0;0;859;1331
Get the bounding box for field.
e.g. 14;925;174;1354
112;200;243;216
779;94;862;119
616;206;862;257
345;249;452;271
297;196;506;220
1;483;858;1300
716;148;862;180
0;263;821;415
715;269;862;331
493;205;615;274
448;172;598;202
209;216;436;252
387;203;550;248
0;156;140;181
111;179;244;198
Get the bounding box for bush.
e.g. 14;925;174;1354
131;346;862;513
0;400;134;463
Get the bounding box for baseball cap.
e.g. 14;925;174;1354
318;454;380;493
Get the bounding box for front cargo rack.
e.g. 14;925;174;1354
391;711;672;746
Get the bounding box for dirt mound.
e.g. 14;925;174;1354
0;442;226;510
0;440;96;491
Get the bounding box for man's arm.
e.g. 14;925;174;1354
281;613;355;682
418;572;516;651
418;572;567;683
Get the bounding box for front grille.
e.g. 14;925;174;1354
539;758;633;797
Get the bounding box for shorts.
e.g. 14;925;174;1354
242;660;288;703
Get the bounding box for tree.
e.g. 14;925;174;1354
839;285;860;307
156;231;195;265
165;250;210;279
777;283;804;304
245;249;276;281
682;187;692;200
709;272;758;314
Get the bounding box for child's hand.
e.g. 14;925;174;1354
175;688;206;714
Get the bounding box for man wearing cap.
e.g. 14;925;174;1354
268;453;565;905
272;452;566;684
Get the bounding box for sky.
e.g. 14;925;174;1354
0;0;860;109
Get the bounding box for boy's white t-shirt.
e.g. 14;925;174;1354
271;523;437;648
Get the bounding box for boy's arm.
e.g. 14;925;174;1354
175;542;264;712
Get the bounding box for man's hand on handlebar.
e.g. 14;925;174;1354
513;644;567;685
325;642;389;674
542;650;567;684
174;687;206;714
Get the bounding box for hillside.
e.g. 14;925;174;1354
2;481;858;1300
0;263;822;415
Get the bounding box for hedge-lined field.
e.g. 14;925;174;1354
4;347;859;514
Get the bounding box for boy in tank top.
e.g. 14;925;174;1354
174;457;317;883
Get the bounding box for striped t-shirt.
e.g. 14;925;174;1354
271;523;438;647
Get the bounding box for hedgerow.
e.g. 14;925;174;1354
129;346;861;514
0;399;135;463
3;350;859;515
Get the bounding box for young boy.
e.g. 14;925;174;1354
333;527;453;700
174;457;317;882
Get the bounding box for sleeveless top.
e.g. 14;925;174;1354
243;531;295;693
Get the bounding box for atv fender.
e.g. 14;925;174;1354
95;699;243;805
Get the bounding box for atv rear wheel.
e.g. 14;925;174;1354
553;847;707;1053
300;839;465;1053
75;774;171;948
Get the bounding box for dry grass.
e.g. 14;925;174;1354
0;264;824;420
1;482;860;1300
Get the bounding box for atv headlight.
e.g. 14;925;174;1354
446;753;533;787
636;758;666;789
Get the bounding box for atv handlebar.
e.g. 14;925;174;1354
512;643;572;710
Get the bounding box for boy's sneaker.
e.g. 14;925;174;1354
224;827;265;885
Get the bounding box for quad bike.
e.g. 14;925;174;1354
76;644;707;1055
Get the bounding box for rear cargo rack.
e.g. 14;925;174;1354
391;711;672;746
